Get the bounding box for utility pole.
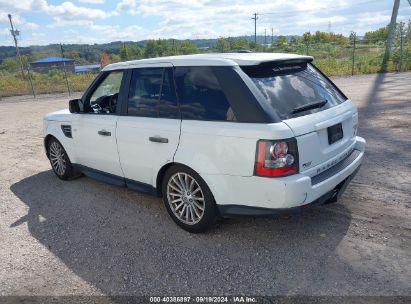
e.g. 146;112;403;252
252;13;258;45
271;28;274;44
264;28;267;46
399;22;404;71
60;44;71;96
8;14;25;79
8;14;35;98
381;0;400;72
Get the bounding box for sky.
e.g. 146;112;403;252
0;0;410;46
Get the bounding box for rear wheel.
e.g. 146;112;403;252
162;165;217;233
48;138;80;180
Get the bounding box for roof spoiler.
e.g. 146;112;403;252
248;57;313;68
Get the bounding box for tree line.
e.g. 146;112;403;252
0;21;410;72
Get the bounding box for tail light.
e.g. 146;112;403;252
254;138;299;177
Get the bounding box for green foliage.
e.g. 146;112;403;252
364;26;389;43
216;37;250;52
275;36;288;47
179;40;198;54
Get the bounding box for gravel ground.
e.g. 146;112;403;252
0;72;410;297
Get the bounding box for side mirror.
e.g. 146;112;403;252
69;99;81;113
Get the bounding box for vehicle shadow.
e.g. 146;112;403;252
11;171;351;295
10;170;354;295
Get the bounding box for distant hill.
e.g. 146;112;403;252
0;35;283;61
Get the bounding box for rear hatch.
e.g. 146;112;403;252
242;60;358;174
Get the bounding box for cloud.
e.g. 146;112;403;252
115;0;139;16
78;0;105;4
1;0;409;46
25;22;40;30
0;0;114;20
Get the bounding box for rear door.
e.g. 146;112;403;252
243;62;357;173
116;64;181;188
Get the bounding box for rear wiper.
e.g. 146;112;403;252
291;99;327;114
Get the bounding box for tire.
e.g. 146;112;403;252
48;138;80;180
162;165;217;233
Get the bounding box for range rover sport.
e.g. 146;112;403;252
43;53;366;232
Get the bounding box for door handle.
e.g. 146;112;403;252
149;136;168;143
98;130;111;136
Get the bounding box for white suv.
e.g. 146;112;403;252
43;53;366;232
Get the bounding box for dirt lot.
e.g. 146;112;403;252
0;72;410;297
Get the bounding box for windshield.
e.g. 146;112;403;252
242;63;347;120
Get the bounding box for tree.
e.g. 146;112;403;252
179;40;198;54
120;44;129;61
100;51;111;67
216;38;230;52
363;26;389;43
275;36;288;47
143;40;158;58
301;32;312;44
128;45;143;59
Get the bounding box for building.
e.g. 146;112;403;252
30;56;75;73
75;64;101;73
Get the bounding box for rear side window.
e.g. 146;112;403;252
242;63;347;120
174;66;235;121
127;67;179;119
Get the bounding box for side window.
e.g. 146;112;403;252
158;68;179;119
127;67;179;119
174;66;235;121
87;71;123;114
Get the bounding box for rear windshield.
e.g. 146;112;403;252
242;62;347;120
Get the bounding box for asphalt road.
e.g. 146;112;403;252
0;72;410;297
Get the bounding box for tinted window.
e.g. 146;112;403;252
242;63;347;120
175;66;235;121
158;68;179;119
128;67;179;119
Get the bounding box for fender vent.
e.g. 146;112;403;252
61;125;72;138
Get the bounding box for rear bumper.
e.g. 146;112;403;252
204;136;365;213
218;166;360;217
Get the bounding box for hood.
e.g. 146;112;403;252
44;109;71;122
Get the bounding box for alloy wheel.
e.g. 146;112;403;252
166;172;205;225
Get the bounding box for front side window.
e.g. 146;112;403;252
174;66;235;121
242;63;347;120
127;67;179;119
87;71;124;114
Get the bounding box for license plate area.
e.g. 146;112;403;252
327;123;343;145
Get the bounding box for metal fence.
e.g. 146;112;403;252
0;63;99;99
265;37;410;76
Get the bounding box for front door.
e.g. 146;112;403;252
72;70;125;177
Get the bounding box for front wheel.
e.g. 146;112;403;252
162;165;217;233
48;138;80;180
